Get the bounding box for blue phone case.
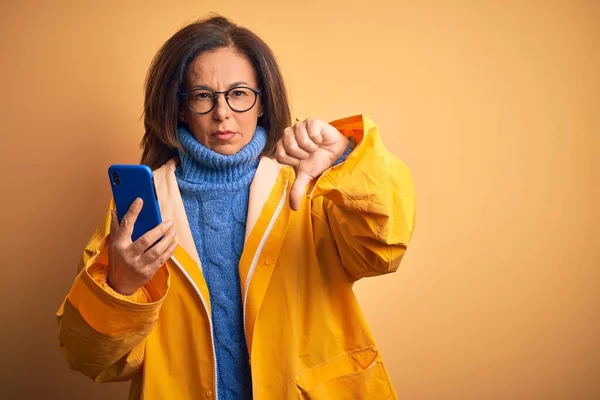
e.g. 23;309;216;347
108;164;163;243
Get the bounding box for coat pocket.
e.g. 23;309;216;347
295;346;396;400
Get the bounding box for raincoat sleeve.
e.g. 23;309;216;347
308;115;416;281
56;204;170;382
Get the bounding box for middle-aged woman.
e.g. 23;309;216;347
57;15;416;400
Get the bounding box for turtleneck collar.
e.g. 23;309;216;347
175;125;267;191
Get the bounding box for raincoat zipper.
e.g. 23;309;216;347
168;180;288;400
243;181;288;345
170;255;219;400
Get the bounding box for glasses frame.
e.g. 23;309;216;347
180;86;262;115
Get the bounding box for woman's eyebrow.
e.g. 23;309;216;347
189;81;251;91
227;81;250;88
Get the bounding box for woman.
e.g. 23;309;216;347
57;15;416;400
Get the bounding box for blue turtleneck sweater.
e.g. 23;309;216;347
174;125;353;399
175;126;267;400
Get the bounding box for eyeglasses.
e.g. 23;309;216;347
180;86;261;114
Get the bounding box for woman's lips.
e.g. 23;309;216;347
213;130;236;140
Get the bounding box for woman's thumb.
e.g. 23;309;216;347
289;172;312;211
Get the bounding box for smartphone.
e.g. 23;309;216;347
108;164;163;243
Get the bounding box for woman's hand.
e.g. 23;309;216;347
276;118;349;211
107;198;177;295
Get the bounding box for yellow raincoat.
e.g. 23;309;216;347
57;115;416;399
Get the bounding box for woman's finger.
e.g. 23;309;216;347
293;121;319;153
133;219;175;254
275;140;301;167
283;126;310;160
148;240;178;271
119;198;144;242
305;118;324;145
140;227;176;264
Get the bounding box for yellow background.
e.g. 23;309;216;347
1;0;598;398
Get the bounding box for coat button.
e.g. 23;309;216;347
372;346;378;353
205;390;212;397
264;257;272;265
376;357;383;364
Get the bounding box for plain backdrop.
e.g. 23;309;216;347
0;1;599;399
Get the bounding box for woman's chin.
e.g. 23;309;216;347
209;142;243;155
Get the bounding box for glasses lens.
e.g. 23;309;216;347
187;89;215;114
227;87;257;112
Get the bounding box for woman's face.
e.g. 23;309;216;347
180;47;263;155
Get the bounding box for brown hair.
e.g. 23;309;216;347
140;15;291;169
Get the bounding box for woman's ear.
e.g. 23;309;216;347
179;107;186;123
